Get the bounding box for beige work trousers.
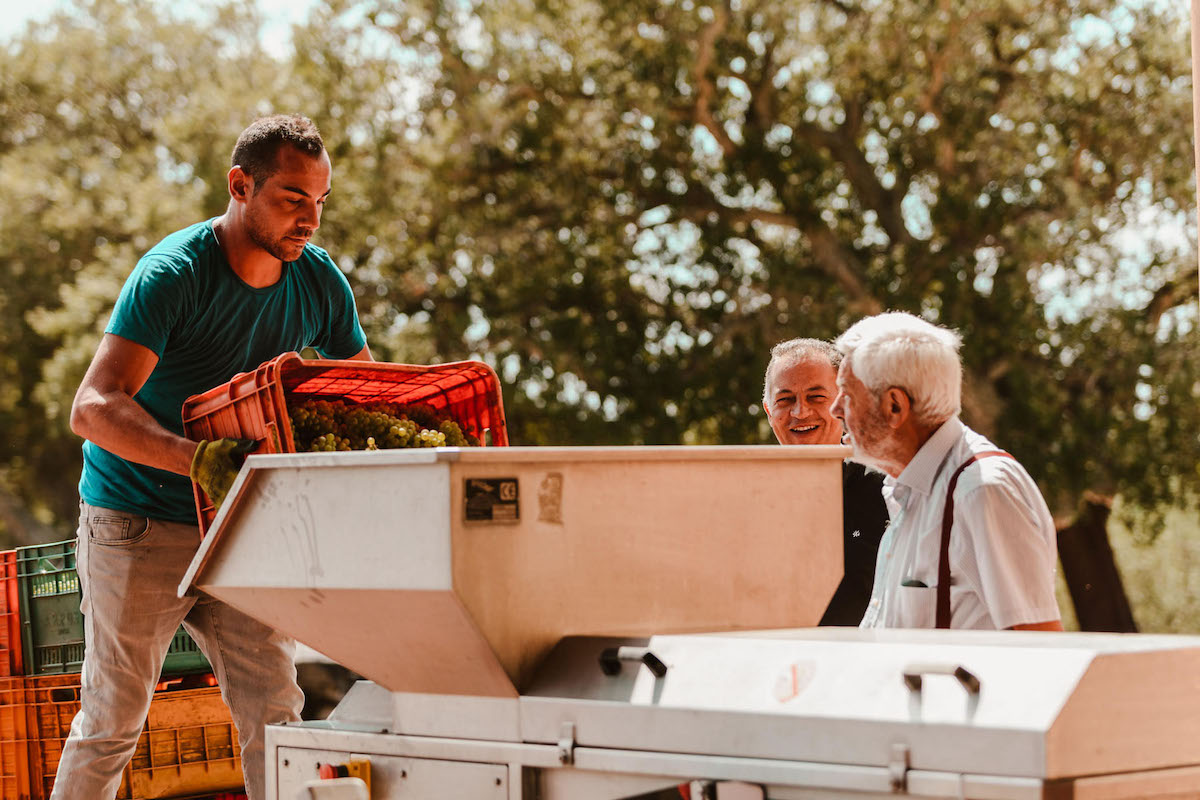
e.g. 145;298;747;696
50;502;303;800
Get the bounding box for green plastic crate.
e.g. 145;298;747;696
17;540;211;677
164;627;210;674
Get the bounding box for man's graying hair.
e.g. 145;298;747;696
834;311;962;426
231;114;324;189
762;338;841;404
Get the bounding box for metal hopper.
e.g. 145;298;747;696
179;445;847;698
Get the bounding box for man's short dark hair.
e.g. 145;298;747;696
230;114;324;189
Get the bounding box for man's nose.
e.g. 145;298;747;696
831;392;845;418
298;201;321;230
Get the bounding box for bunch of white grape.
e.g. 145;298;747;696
288;399;478;452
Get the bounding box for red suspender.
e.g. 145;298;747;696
936;451;1014;629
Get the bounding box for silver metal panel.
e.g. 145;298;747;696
327;681;392;731
520;633;1064;775
182;451;452;593
520;630;1200;779
536;769;686;800
267;723;562;769
523;697;1042;778
570;749;891;793
392;692;521;741
569;750;1048;800
183;452;518;697
276;745;507;799
767;776;1042;800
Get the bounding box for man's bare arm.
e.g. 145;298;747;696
1010;620;1065;631
70;333;198;475
346;344;373;361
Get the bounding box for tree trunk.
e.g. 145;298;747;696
1056;493;1137;632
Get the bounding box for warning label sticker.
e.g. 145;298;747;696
464;478;519;523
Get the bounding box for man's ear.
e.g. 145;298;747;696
880;387;911;429
228;166;254;202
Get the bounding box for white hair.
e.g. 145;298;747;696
834;312;962;426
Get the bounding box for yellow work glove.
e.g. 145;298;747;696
190;438;257;509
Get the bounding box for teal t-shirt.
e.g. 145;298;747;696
79;219;367;523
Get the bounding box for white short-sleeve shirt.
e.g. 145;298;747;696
859;417;1061;630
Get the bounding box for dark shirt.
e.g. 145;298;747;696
818;461;890;626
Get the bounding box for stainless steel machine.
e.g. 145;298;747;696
181;446;1200;799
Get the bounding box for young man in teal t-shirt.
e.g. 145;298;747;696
58;115;371;800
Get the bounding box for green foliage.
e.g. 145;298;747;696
0;0;1196;540
1107;500;1200;633
0;0;291;530
319;0;1198;518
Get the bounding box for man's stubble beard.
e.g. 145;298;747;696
244;202;294;262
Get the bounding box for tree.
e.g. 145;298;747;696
335;0;1198;520
4;0;1197;566
0;0;290;533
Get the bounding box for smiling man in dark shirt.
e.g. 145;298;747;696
763;338;889;625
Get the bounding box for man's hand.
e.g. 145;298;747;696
190;438;257;509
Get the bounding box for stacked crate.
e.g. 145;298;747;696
17;541;210;678
0;542;246;799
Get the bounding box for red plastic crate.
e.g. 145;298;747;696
23;673;82;800
0;675;39;800
0;673;81;799
181;351;509;535
0;551;22;676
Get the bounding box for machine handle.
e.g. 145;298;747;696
902;662;981;696
599;646;668;678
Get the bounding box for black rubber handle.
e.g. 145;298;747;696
599;646;668;678
902;663;981;695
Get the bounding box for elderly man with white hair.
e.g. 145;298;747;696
831;312;1062;631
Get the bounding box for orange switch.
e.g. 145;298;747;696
316;760;371;790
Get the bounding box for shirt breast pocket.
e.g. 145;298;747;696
895;585;938;629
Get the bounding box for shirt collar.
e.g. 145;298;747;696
893;416;964;497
